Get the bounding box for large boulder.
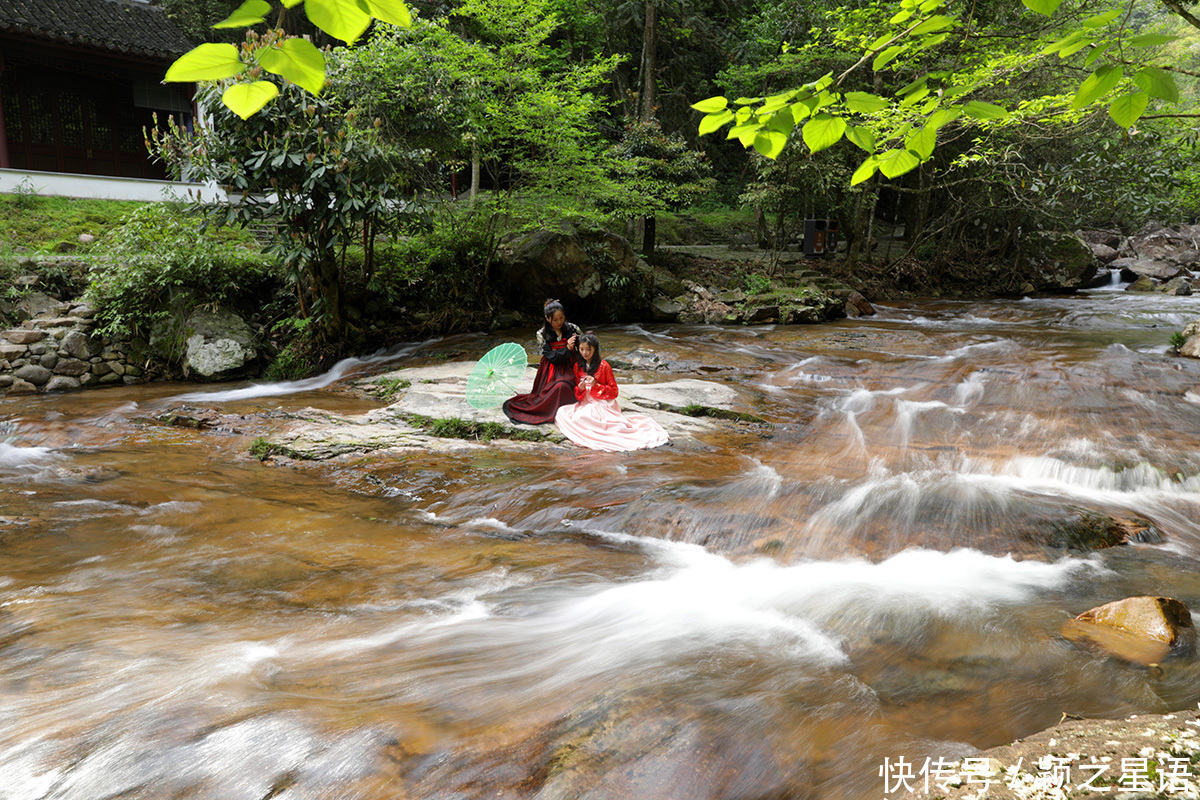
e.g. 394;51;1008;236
1112;256;1186;282
1062;596;1194;665
181;309;259;379
1014;231;1099;292
496;230;652;320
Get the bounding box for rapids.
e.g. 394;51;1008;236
1;288;1199;799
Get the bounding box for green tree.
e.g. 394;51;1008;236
151;32;412;338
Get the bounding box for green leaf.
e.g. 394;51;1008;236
258;38;326;95
305;0;371;43
890;9;915;24
1022;0;1064;15
802;114;847;153
1084;42;1111;66
943;84;974;100
912;15;954;35
878;148;920;178
851;157;880;186
281;0;303;7
1129;33;1177;47
692;96;729;114
213;0;272;29
873;45;906;71
868;32;895;51
765;107;796;135
1133;66;1179;102
906;125;937;159
222;81;279;119
733;96;764;106
899;87;930;107
1072;64;1124;109
914;32;948;51
1108;91;1149;128
1083;9;1121;27
844;92;888;113
1059;35;1096;57
789;99;816;121
928;107;961;129
1042;30;1083;55
918;0;943;11
963;100;1008;119
165;43;245;82
753;130;788;159
729;122;764;147
846;125;876;153
698;109;734;136
363;0;411;27
897;77;927;96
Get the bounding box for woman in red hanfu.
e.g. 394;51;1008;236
554;331;669;452
502;300;582;425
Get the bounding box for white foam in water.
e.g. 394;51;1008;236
954;372;987;406
998;456;1200;499
167;340;434;403
0;442;60;470
465;517;517;532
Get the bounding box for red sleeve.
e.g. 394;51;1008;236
591;361;619;401
572;362;589;402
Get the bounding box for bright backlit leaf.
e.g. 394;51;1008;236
258;38;327;95
1108;91;1149;128
699;109;734;136
963;100;1008;119
905;125;937;159
878;148;920;178
1022;0;1064;15
1072;64;1124;109
305;0;372;43
691;96;729;114
1129;33;1177;47
1083;9;1121;27
844;92;888;113
753;130;788;159
363;0;412;27
851;157;880;186
213;0;272;29
912;15;954;35
873;45;906;71
165;43;245;82
846;125;876;153
222;81;280;119
802;114;847;153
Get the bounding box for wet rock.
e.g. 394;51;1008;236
1076;229;1122;249
182;308;259;379
1126;275;1157;292
1159;276;1193;296
744;304;779;323
650;295;682;321
60;330;97;360
51;465;122;483
52;358;91;377
1062;596;1195;665
14;364;51;386
0;344;27;361
1041;507;1144;551
10;292;65;321
1114;257;1187;282
1086;242;1119;263
38;351;58;370
44;376;81;393
845;290;876;317
6;378;36;395
3;329;46;345
1014;231;1099;292
609;348;674;371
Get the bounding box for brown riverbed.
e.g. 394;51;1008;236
1;288;1199;799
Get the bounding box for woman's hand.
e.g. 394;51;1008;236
567;334;578;349
580;375;595;390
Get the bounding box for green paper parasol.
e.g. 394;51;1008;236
466;342;529;409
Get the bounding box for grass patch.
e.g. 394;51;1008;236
249;437;307;461
677;404;768;424
366;377;411;402
403;414;548;442
0;194;144;253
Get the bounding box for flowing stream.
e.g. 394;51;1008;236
2;288;1200;799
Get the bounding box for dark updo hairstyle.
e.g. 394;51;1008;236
577;331;601;375
540;298;567;341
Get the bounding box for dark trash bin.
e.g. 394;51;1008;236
803;219;827;257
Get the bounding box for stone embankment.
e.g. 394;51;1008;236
0;291;161;396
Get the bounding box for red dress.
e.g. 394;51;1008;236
502;324;581;425
554;360;669;452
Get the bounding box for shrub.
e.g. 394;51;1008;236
85;204;280;337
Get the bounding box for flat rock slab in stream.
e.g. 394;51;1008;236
262;363;761;460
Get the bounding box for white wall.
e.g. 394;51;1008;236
0;168;226;203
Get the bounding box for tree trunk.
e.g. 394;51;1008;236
639;0;657;122
470;141;481;207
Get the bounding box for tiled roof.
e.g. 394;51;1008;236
0;0;194;60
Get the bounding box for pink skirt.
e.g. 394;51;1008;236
554;396;669;452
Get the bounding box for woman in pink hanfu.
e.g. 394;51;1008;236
555;332;669;452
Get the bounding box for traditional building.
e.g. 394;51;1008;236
0;0;194;180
